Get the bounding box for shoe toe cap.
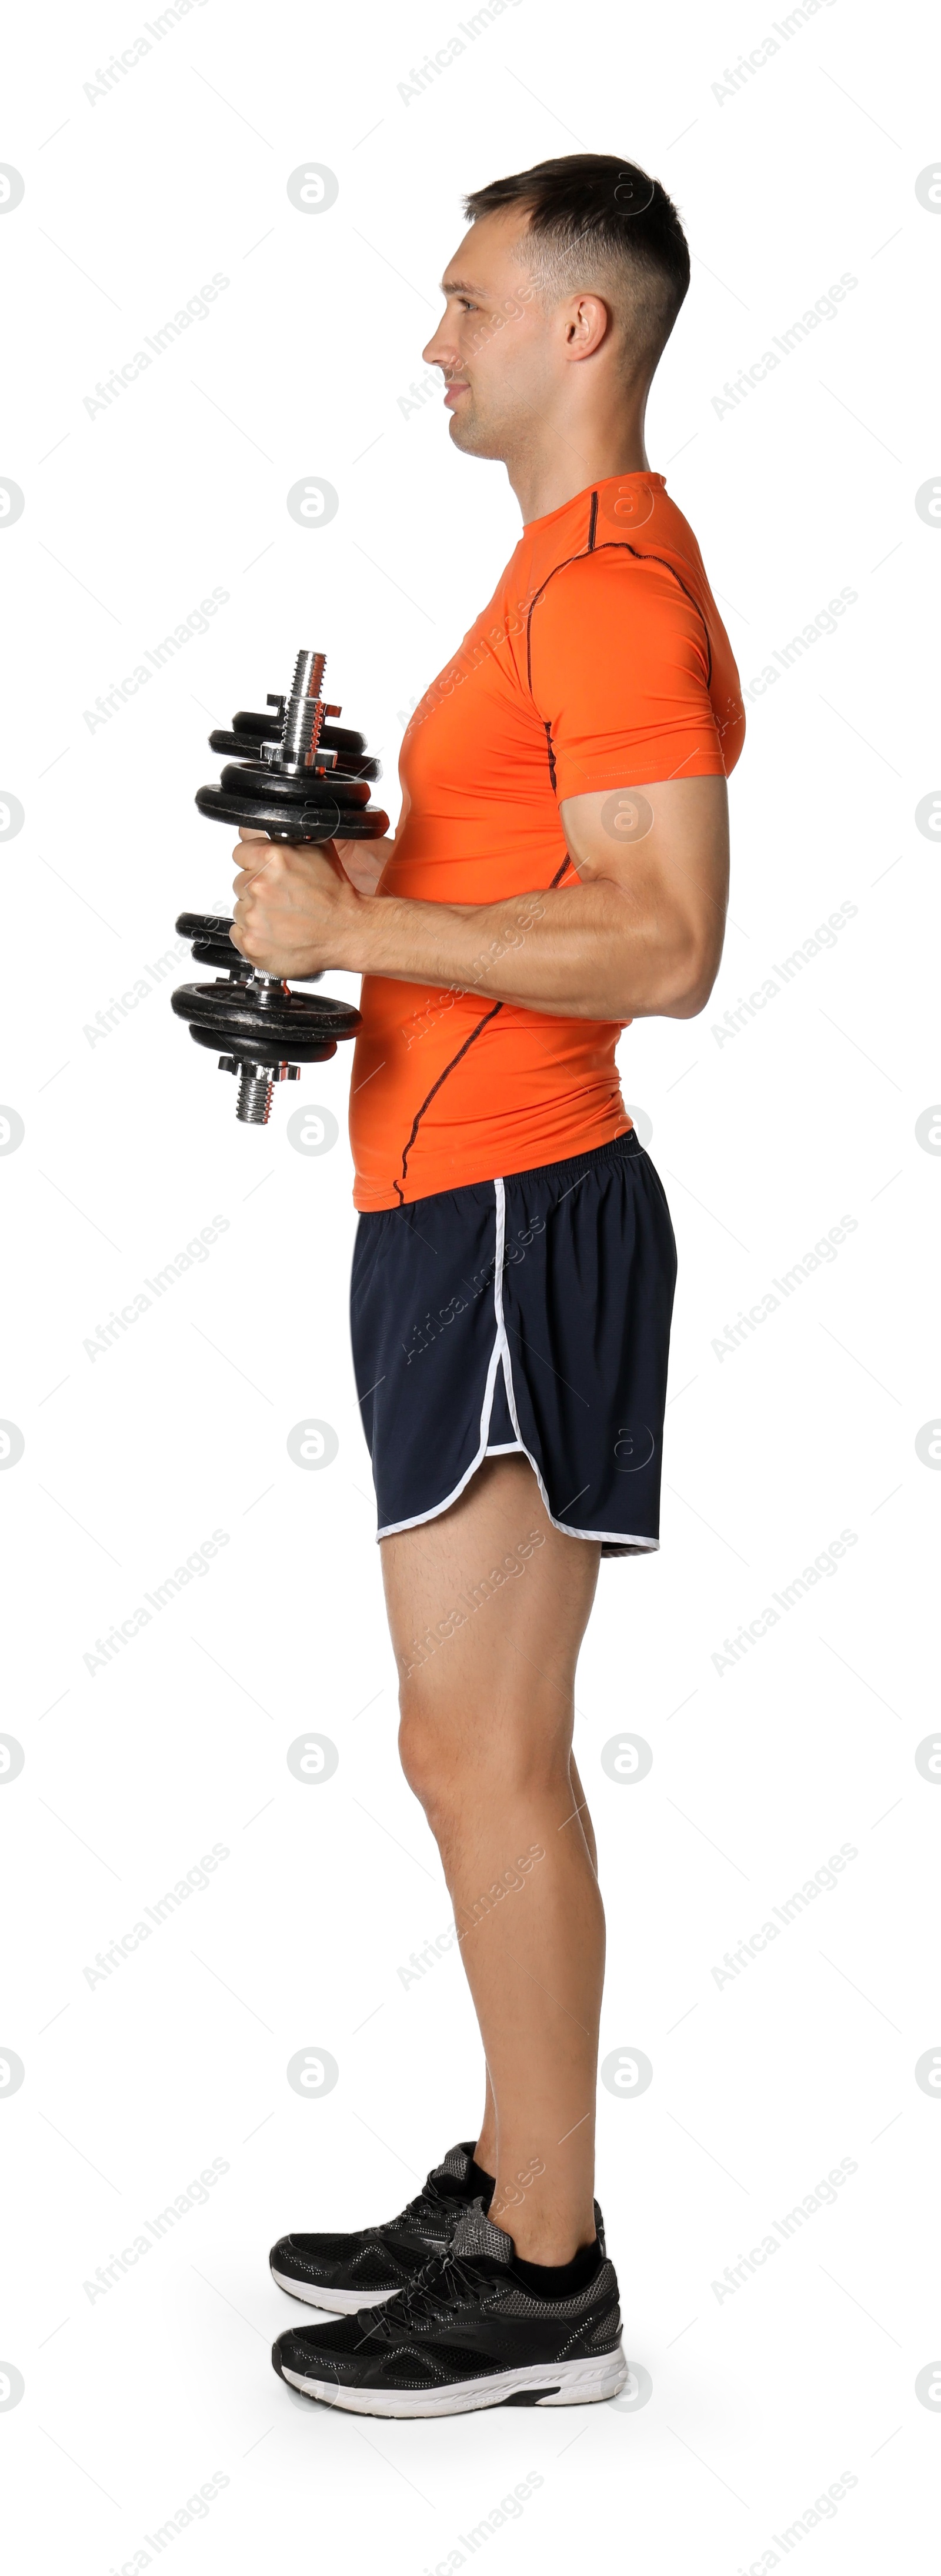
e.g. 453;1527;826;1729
273;2315;371;2387
269;2233;342;2283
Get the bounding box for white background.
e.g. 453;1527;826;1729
1;0;937;2568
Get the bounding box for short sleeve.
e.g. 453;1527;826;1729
528;548;733;800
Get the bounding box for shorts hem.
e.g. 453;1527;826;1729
376;1494;659;1549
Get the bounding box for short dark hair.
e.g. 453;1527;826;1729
462;152;690;371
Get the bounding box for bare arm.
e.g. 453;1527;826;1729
330;831;395;896
231;774;729;1022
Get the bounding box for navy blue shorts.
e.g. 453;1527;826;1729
350;1130;678;1555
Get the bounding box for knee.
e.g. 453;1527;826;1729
398;1685;456;1828
397;1672;568;1833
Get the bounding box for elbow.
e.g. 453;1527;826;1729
667;974;716;1021
660;946;720;1022
603;910;725;1022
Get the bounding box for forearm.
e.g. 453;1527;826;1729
333;874;705;1021
231;782;726;1010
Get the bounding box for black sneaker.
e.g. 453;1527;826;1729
269;2142;487;2312
270;2141;608;2313
271;2201;627;2415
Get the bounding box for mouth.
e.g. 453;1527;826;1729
443;382;469;408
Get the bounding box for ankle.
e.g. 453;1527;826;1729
491;2192;596;2263
508;2224;595;2264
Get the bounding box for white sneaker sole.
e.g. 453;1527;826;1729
278;2346;629;2417
270;2268;395;2313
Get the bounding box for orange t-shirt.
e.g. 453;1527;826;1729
350;472;744;1209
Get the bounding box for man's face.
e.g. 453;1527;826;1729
422;212;560;460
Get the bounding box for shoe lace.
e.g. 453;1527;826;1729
363;2247;486;2341
392;2173;458;2229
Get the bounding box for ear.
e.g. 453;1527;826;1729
563;292;612;362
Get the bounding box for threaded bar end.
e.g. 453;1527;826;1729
236;1065;274;1124
291;650;326;701
277;650;328;772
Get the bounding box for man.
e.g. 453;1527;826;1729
232;152;744;2417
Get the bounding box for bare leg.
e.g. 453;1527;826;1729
382;1456;603;2262
475;1750;597;2178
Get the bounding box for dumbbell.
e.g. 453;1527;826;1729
171;649;389;1124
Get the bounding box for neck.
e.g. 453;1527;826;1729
505;392;651;525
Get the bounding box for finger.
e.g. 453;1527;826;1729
232;828;272;875
232;850;277;891
238;826;271;843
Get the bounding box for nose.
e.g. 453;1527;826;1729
422;313;455;371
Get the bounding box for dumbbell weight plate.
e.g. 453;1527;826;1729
189;937;251;973
229;709;369;761
219;762;372;811
209;726;380;782
195;776;389;840
176;910;244;944
171;980;361;1050
193;786;387;839
185;1021;338;1067
175;910;253;977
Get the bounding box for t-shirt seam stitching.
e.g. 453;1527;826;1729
526;537;713;699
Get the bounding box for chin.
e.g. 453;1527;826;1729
448;410;503;461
